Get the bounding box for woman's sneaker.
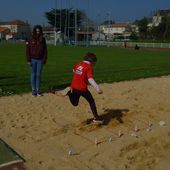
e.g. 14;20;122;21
32;90;37;97
37;91;43;97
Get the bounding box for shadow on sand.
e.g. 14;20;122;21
86;108;129;125
101;108;129;125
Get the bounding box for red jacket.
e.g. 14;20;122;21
26;36;47;63
71;61;93;91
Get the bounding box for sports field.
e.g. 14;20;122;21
0;43;170;95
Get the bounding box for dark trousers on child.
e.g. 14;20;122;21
68;89;99;119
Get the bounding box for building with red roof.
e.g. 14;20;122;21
0;19;31;40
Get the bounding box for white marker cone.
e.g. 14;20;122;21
134;125;139;132
118;130;122;137
146;127;151;132
108;136;112;142
131;133;138;138
95;138;98;145
67;144;74;156
148;121;152;127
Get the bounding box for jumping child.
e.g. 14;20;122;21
54;52;103;123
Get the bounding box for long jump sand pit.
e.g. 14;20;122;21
0;76;170;170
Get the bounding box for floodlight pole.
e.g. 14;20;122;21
64;8;67;43
67;0;71;44
60;0;62;31
86;0;90;47
97;13;101;45
75;9;77;45
54;0;57;46
106;12;111;46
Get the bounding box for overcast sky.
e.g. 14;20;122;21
0;0;170;26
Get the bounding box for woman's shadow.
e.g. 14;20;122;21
100;108;129;125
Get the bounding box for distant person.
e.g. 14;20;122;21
26;25;47;96
52;52;103;123
124;41;127;48
135;44;140;50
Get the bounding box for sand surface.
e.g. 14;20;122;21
0;76;170;170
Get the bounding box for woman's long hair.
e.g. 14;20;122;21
32;25;43;41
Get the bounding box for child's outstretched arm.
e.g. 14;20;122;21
88;78;103;94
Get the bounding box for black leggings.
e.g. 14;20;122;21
68;89;99;119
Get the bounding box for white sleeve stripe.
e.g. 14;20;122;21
88;78;101;92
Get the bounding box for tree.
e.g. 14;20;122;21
150;15;170;40
137;17;149;39
149;26;159;40
45;8;87;37
162;15;170;39
130;32;138;40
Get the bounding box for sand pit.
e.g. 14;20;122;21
0;76;170;170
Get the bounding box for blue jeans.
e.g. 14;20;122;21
30;58;43;91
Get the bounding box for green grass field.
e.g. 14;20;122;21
0;43;170;95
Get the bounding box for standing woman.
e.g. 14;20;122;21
26;25;47;96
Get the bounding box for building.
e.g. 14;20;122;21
76;31;94;41
100;23;129;34
43;27;64;44
99;22;130;40
130;24;139;33
0;19;31;40
148;9;170;28
157;9;170;16
0;27;10;40
148;14;162;28
92;32;106;41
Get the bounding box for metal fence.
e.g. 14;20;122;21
1;39;170;49
127;42;170;49
89;41;170;49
